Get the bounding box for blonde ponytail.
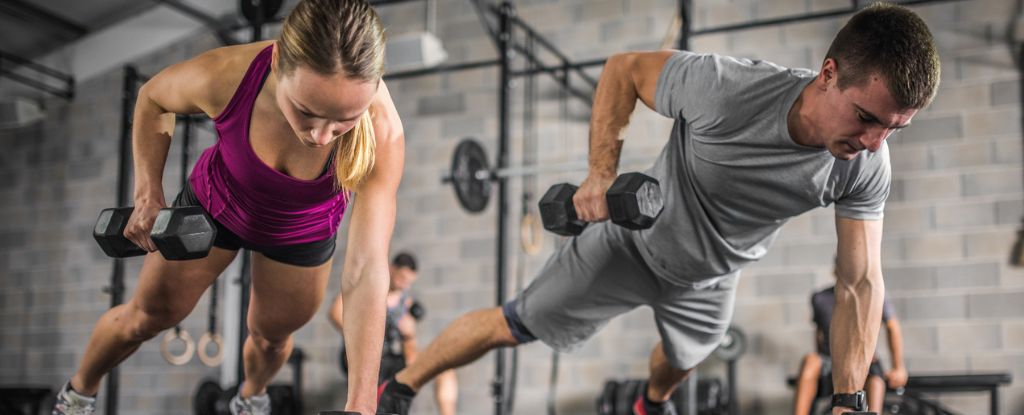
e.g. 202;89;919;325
334;110;376;190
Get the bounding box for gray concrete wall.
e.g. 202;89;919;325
1;0;1020;414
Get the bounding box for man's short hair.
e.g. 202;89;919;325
391;252;418;271
825;2;940;109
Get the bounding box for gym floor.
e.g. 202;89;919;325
0;0;1021;414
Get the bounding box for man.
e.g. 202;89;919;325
329;253;458;415
380;3;939;415
793;263;909;415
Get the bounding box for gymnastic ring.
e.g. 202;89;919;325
160;329;195;366
519;211;543;255
197;332;224;367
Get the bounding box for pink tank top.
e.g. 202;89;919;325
189;45;347;246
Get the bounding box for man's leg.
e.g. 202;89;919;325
384;222;655;414
395;307;518;390
647;273;741;415
644;341;693;409
433;369;458;415
794;353;823;415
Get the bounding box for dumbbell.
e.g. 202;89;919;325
409;300;426;321
94;206;216;260
539;172;663;236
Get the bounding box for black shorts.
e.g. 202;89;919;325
171;183;336;267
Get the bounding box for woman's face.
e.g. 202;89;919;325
275;64;378;148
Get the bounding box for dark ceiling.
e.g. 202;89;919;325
0;0;163;60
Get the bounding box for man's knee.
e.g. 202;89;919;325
501;300;538;345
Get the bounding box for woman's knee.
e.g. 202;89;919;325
249;330;293;355
124;302;188;342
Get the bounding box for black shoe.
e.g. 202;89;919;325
377;378;415;415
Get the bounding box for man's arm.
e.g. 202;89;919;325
574;51;674;222
832;217;885;414
885;318;908;388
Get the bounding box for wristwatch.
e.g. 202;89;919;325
831;391;866;411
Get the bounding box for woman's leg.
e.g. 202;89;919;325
70;248;238;395
240;253;332;398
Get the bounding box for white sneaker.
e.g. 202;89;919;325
229;392;271;415
52;382;96;415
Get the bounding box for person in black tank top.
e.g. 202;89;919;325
329;253;459;415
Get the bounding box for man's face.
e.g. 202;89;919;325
389;266;418;291
816;61;918;160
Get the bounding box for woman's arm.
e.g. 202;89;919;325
327;293;345;334
124;47;236;251
339;80;405;414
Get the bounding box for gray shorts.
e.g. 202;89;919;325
513;221;740;370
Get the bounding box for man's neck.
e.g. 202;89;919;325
787;85;821;148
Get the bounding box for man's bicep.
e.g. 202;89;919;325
629;50;676;112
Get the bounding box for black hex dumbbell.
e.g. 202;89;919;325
94;206;217;260
539;172;663;236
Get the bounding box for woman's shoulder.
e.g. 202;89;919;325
188;41;275;117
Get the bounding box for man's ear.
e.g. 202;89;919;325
819;58;839;89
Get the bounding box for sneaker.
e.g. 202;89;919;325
377;378;415;415
632;383;677;415
229;392;271;415
52;382;96;415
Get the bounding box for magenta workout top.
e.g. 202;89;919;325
189;45;347;246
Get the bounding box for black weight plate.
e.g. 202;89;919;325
268;384;297;415
193;379;222;415
615;380;643;415
713;327;747;362
450;139;491;213
596;380;618;415
240;0;284;24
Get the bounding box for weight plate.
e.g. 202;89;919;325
193;379;222;415
449;139;492;213
713;326;747;362
240;0;284;24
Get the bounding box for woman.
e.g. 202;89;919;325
53;1;402;414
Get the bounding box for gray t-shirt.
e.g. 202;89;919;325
634;52;891;286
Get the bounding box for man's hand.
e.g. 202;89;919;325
573;174;615;222
887;366;908;389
